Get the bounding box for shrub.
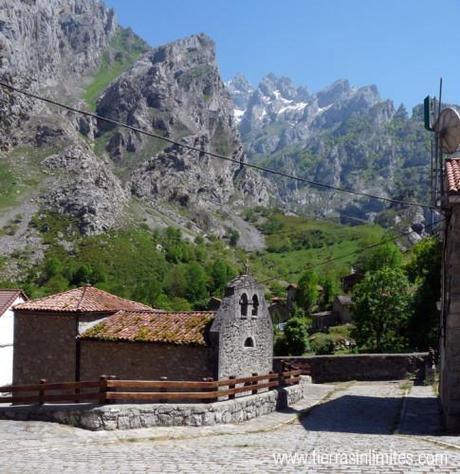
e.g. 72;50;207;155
310;333;335;355
273;335;289;356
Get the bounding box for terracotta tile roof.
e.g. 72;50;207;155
14;286;152;313
446;159;460;194
0;289;27;316
80;310;216;346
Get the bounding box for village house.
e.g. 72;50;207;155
333;295;353;324
13;286;152;385
270;282;354;333
340;271;364;293
13;274;273;384
268;296;290;329
0;289;27;387
311;310;338;332
440;158;460;431
310;296;352;333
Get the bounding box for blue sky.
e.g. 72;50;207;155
105;0;460;110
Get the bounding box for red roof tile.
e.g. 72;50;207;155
0;289;27;316
446;159;460;194
80;310;215;346
14;286;152;313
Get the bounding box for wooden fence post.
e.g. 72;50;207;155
38;378;47;405
108;375;117;404
252;372;258;395
228;375;236;400
201;377;214;403
99;375;108;405
279;369;285;388
159;376;168;403
74;381;80;404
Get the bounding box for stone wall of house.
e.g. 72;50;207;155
80;340;214;381
274;353;429;383
0;376;311;430
440;204;460;431
210;275;273;379
13;312;78;384
13;312;107;384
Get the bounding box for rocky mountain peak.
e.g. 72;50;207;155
259;73;310;102
150;33;215;65
227;73;429;226
96;32;239;157
91;31;268;230
0;3;268;270
0;0;117;150
316;79;351;107
225;74;254;111
0;0;116;87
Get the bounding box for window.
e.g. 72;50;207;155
240;293;248;317
251;294;259;316
244;337;255;347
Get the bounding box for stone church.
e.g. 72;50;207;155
12;274;273;385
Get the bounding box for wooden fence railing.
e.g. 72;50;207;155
281;360;312;376
0;370;302;406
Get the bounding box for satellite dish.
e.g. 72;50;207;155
433;107;460;154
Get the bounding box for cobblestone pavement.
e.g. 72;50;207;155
1;381;459;473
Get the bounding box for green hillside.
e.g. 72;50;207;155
0;208;391;309
83;27;150;110
244;209;387;285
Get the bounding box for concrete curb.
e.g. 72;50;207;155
418;437;460;452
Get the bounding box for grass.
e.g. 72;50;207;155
83;27;149;110
0;161;19;208
0;217;21;237
246;211;387;284
0;145;58;209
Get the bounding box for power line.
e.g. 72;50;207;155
0;80;437;211
249;219;445;288
257;206;420;237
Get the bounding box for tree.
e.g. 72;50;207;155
405;237;441;350
162;227;188;263
283;317;309;355
164;265;188;299
355;243;403;274
210;259;236;295
43;257;63;280
45;275;69;294
185;262;209;307
296;270;319;312
227;229;240;247
318;273;339;309
352;267;412;352
133;279;163;308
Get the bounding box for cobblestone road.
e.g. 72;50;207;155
1;381;459;473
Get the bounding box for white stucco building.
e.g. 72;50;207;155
0;289;27;387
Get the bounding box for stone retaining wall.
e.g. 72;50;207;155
274;353;429;383
0;376;311;430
